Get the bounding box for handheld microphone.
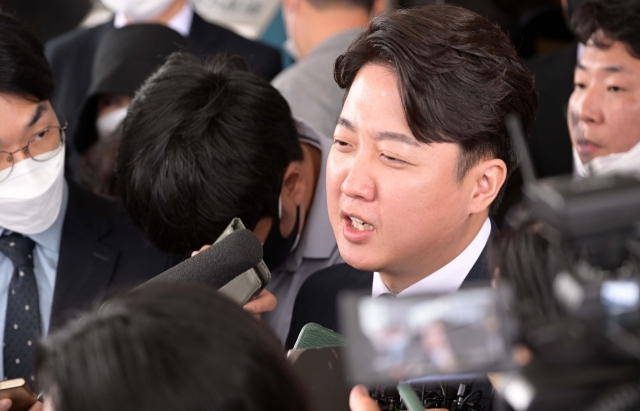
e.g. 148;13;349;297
136;228;263;291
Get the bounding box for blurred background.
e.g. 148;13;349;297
0;0;575;67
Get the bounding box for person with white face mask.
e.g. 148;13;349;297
0;14;179;411
45;0;282;177
567;0;640;179
73;24;190;196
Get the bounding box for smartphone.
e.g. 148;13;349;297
288;346;352;411
0;379;38;411
214;218;271;306
293;322;346;349
338;286;516;384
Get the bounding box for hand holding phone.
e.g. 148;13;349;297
0;379;38;411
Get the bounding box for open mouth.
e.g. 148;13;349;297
349;216;374;232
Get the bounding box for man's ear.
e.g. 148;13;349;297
280;162;306;208
468;159;507;215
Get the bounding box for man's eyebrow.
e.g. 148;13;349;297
374;131;420;146
575;62;626;73
26;103;47;129
336;117;356;131
602;65;625;73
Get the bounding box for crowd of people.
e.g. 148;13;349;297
0;0;639;410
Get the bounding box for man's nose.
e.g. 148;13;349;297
576;85;604;125
10;147;29;164
341;154;375;201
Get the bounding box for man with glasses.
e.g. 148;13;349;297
0;11;176;398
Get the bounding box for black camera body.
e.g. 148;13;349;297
504;115;640;411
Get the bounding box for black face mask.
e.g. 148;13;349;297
262;205;300;271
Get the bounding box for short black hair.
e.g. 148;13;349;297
0;10;54;102
308;0;375;11
36;284;309;411
571;0;640;58
334;5;538;213
117;53;303;254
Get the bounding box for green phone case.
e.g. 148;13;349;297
293;322;346;349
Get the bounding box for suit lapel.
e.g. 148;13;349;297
460;219;497;289
187;13;223;54
51;182;118;326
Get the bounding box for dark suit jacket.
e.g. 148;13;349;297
0;0;91;43
45;13;282;147
526;43;577;178
286;243;492;349
286;244;496;409
50;181;178;328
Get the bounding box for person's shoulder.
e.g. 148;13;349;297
272;62;304;88
286;264;371;348
45;21;111;59
66;181;150;246
302;263;373;295
189;14;281;79
190;14;279;55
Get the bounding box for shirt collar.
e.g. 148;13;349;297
0;181;68;253
372;217;492;298
300;123;335;260
114;2;193;37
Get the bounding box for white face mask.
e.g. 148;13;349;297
573;140;640;179
0;149;65;235
101;0;176;20
96;106;128;140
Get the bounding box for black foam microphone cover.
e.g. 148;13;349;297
137;229;263;290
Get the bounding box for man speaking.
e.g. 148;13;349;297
287;4;538;346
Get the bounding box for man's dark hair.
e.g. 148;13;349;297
117;53;303;254
308;0;375;12
571;0;640;58
36;284;309;411
334;4;538;213
0;10;54;101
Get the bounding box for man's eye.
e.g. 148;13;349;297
382;154;405;164
574;82;586;90
608;85;623;92
333;139;349;147
34;129;49;139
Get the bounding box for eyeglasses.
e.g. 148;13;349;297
0;123;67;183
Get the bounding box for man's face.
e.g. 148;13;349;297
0;94;59;170
569;40;640;164
327;64;481;278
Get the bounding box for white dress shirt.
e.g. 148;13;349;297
372;217;492;298
114;2;194;37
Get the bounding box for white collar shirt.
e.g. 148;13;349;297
114;2;193;37
372;217;492;298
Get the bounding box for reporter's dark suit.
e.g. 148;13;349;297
50;180;179;329
45;13;282;143
286;247;492;349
